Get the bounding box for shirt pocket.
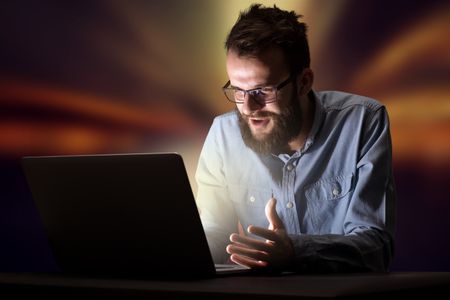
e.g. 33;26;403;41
227;184;272;230
304;173;354;233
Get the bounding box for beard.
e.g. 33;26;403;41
238;90;303;155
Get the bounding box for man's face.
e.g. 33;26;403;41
226;47;302;155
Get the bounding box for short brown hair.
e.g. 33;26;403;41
225;4;310;75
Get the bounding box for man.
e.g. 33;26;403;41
195;4;396;273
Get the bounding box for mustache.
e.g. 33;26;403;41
241;111;277;119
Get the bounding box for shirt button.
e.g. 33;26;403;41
249;196;256;203
286;164;294;171
332;188;341;197
286;202;294;208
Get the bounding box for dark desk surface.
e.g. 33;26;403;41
1;272;450;299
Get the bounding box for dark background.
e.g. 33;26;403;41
1;0;449;271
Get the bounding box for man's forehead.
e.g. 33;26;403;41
226;48;289;87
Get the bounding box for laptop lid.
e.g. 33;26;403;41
21;152;218;278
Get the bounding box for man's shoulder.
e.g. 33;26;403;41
214;110;238;121
205;110;241;140
212;110;239;127
204;110;248;153
316;90;384;112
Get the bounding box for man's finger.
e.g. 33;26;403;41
265;197;284;230
247;225;281;243
230;232;273;252
230;254;269;269
226;244;269;262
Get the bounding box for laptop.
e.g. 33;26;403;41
21;152;250;278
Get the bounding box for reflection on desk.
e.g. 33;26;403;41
0;272;450;299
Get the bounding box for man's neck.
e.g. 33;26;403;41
287;93;315;154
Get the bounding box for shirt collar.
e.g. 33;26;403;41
301;90;325;153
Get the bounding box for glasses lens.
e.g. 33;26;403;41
223;86;278;103
223;88;238;102
253;88;276;103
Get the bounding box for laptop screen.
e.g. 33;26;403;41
22;153;216;278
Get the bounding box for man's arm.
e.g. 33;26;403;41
289;106;396;272
195;118;238;264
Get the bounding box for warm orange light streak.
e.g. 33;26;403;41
384;87;450;165
0;79;200;134
348;5;450;94
0;121;137;156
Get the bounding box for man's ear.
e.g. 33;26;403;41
297;68;314;96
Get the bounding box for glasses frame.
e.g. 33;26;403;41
222;75;293;104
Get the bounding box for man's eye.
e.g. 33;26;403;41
259;89;270;95
251;89;265;96
261;87;273;94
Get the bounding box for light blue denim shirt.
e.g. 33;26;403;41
195;91;396;272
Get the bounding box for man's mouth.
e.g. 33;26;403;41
249;117;270;128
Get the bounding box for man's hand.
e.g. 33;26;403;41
226;197;295;269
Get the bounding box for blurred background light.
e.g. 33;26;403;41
0;0;449;271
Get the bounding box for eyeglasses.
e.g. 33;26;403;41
222;76;293;104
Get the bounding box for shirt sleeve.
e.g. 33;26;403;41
289;106;396;272
195;118;238;264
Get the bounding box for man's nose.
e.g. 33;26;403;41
241;92;264;115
